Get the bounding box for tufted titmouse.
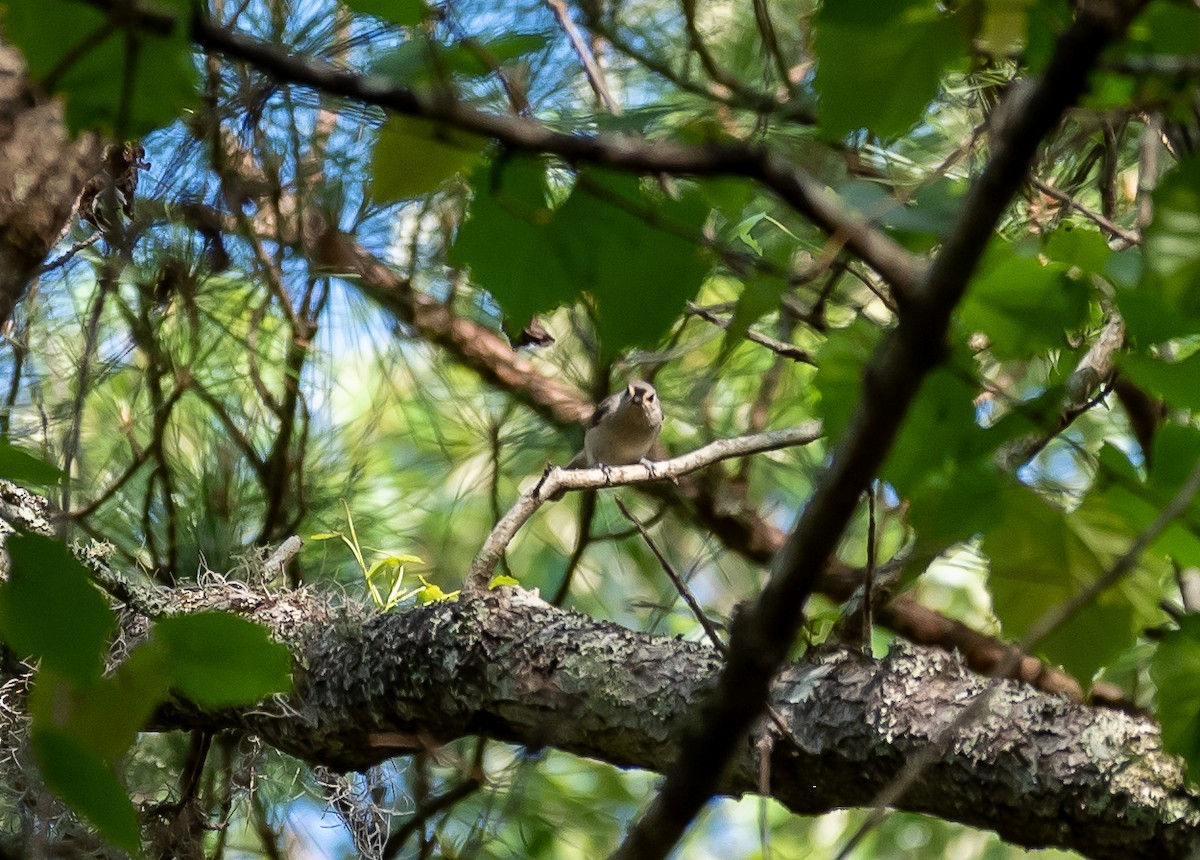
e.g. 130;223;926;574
550;381;664;499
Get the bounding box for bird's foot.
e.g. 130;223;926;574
640;456;676;485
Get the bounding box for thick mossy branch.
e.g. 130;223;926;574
157;588;1200;860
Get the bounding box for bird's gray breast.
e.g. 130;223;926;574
584;407;660;465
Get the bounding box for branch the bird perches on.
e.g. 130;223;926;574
466;422;823;591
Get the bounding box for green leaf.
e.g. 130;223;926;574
372;553;424;567
155;613;291;708
1038;598;1135;685
1145;158;1200;285
1152;615;1200;775
0;533;115;685
813;317;880;441
1119;350;1200;413
729;212;767;254
371;116;486;201
33;729;140;852
453;163;711;357
1121;157;1200;342
1113;291;1185;347
1149;424;1200;499
343;0;426;26
975;0;1038;55
29;644;169;764
907;459;1003;551
882;368;980;495
885;179;965;251
1104;244;1142;289
3;0;199;136
415;575;458;603
452;158;575;335
488;575;519;589
837;178;963;252
373;32;549;86
703;177;759;223
983;483;1138;681
474;33;550;66
1043;227;1113;274
552;171;711;357
1139;425;1200;564
720;274;789;363
372;37;443;84
365;558;395;580
0;438;63;484
1023;0;1073;71
1121;2;1200;56
365;554;419;608
814;0;968;138
1090;431;1200;569
959;247;1088;358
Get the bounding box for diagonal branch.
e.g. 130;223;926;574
1029;175;1141;244
613;2;1153;858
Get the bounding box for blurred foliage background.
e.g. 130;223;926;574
1;0;1199;856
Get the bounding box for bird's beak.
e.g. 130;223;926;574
627;384;640;404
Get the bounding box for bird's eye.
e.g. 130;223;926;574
646;392;655;401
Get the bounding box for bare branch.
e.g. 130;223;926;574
466;424;822;590
263;536;303;580
614;496;725;651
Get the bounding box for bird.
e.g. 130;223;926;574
549;381;664;500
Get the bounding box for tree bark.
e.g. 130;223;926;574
0;43;102;328
154;586;1200;860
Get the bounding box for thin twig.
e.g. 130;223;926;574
38;232;104;273
60;267;113;521
751;0;790;87
680;0;739;91
1029;176;1140;244
613;496;822;784
382;777;483;858
178;13;926;296
614;496;725;651
685;303;815;364
589;12;799;119
999;314;1125;470
546;0;622;114
756;732;774;860
861;484;876;653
